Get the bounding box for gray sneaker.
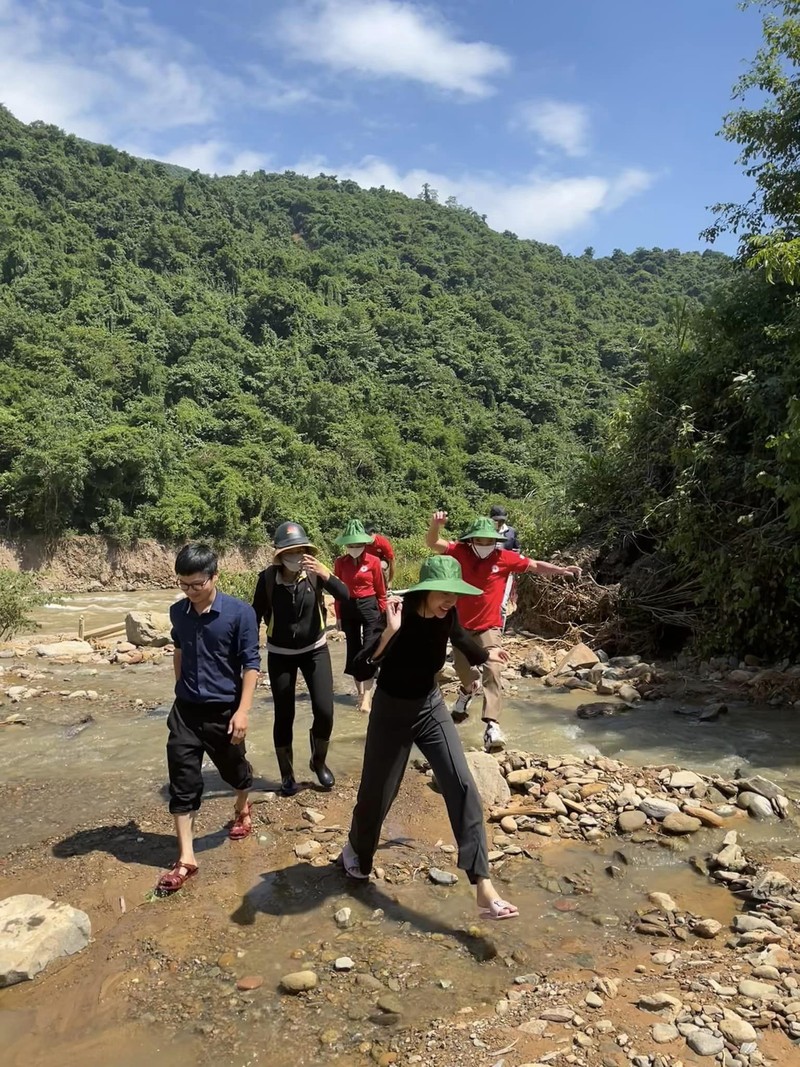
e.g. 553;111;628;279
483;721;505;753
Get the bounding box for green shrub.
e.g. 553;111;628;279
0;571;50;640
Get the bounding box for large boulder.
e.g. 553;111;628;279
125;611;172;647
554;642;599;674
464;752;511;808
32;640;94;658
0;894;91;986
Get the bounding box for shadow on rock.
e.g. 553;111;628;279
230;861;501;963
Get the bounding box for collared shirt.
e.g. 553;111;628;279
333;552;387;616
445;542;530;631
170;591;260;704
495;523;521;552
364;533;395;564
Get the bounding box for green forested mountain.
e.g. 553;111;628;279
0;105;728;548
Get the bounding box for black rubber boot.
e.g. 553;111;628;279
309;731;335;790
275;746;298;796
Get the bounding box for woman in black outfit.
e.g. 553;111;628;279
341;555;519;920
253;521;349;796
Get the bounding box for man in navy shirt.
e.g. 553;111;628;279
156;543;261;894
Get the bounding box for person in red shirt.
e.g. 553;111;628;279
363;524;395;587
427;511;581;752
334;519;387;713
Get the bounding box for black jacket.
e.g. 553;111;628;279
253;566;349;652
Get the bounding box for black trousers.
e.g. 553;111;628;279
349;687;490;883
166;699;253;815
340;595;383;676
267;645;335;749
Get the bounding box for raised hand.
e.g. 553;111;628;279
385;597;403;633
304;554;331;580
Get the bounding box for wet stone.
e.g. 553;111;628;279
280;970;318;994
617;810;647;833
428;868;458;886
236;975;263;991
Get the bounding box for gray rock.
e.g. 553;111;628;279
464;751;511;808
735;775;784;801
617;684;641;703
543;793;568;815
741;792;774;819
334;907;352;928
638;992;682;1013
32;640;94;659
376;993;403;1015
609;655;641;668
585;991;603;1008
617;810;647;833
125;611;172;647
692;918;722;939
733;914;782;936
295;840;322;859
280;970;318;993
0;895;91;986
719;1014;758;1045
668;770;703;790
639;797;680;820
652;1023;679;1043
539;1006;575;1022
687;1029;724;1056
662;812;702;834
333;957;354;971
714;842;747;872
738;979;777;999
428;868;458;886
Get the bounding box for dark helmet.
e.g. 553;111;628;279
489;505;507;520
273;521;316;556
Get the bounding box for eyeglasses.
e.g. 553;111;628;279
176;577;212;592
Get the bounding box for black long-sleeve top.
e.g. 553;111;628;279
252;567;349;654
355;605;489;698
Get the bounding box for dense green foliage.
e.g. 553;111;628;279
578;0;800;657
0;106;727;551
0;570;50;639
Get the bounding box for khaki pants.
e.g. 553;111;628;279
451;628;503;722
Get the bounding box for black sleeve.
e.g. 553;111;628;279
351;628;387;681
451;613;489;667
321;572;350;602
511;527;521;552
252;571;267;628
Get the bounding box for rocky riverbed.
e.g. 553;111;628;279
3;605;800;1066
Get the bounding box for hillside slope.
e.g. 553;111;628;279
0;106;729;546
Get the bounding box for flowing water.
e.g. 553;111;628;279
2;592;800;1066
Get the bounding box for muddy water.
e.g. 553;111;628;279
3;593;800;1066
3;591;800;855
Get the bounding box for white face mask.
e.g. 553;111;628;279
472;543;495;560
346;546;364;558
282;553;303;572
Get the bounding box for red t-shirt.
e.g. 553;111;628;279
364;533;394;564
445;542;530;631
334;552;387;616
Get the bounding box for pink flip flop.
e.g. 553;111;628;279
478;898;519;920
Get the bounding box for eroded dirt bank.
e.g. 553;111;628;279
0;536;272;591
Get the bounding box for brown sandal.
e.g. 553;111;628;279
156;860;198;894
229;801;253;840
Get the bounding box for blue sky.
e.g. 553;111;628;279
0;0;764;254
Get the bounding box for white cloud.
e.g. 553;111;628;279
517;99;590;157
159;141;271;176
0;0;307;147
290;155;655;241
278;0;510;97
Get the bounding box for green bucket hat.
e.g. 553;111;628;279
334;519;375;547
405;556;482;596
459;516;499;542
